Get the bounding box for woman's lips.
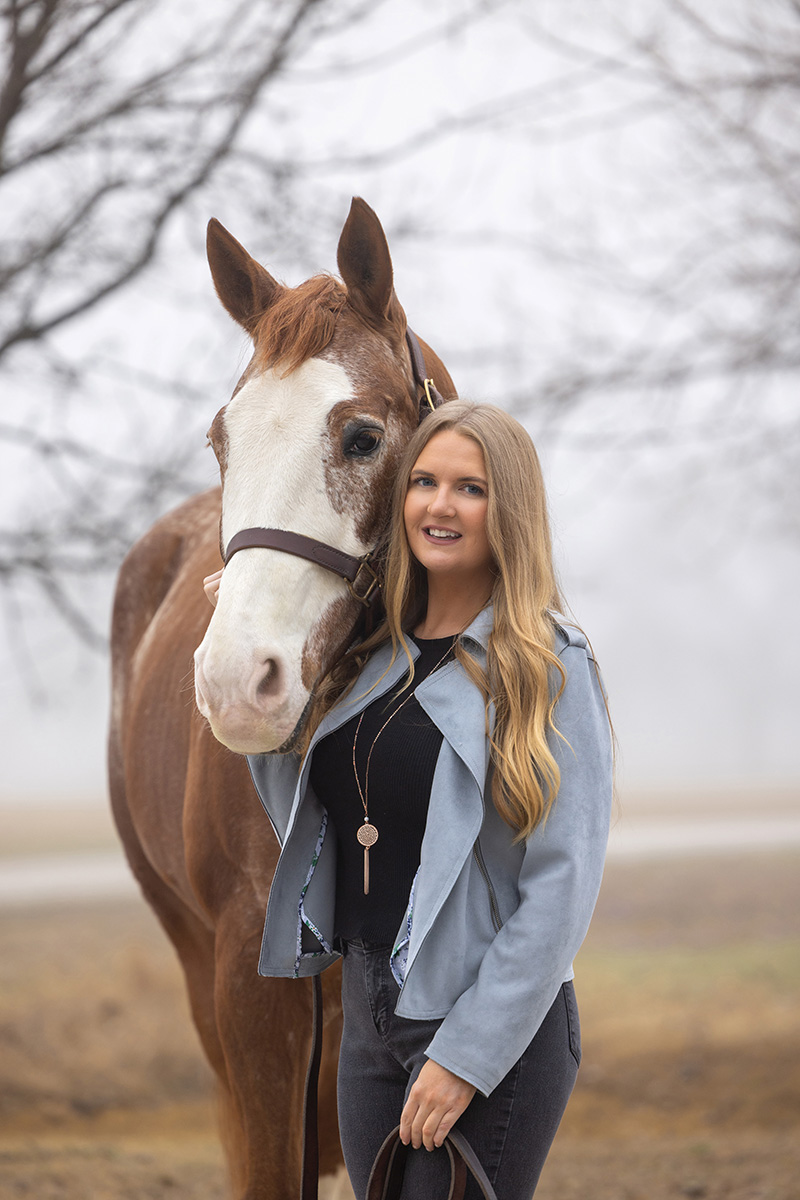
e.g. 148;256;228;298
421;526;462;544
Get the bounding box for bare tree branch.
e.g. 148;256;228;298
0;0;334;357
3;0;799;662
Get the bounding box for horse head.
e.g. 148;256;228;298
194;198;455;754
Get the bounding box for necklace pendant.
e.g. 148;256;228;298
357;822;379;848
357;822;378;896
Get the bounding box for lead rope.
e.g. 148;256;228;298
365;1126;499;1200
300;990;498;1200
301;974;323;1200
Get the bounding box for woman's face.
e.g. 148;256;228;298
403;430;494;586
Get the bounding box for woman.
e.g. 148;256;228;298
205;402;613;1199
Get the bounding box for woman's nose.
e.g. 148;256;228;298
427;486;455;515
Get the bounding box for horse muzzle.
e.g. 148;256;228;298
194;643;310;754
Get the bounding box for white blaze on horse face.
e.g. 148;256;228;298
194;358;373;754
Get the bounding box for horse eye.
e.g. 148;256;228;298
344;427;382;458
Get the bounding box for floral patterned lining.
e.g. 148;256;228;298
390;867;418;987
292;812;419;985
294;813;333;977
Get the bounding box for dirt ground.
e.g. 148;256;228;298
0;834;798;1199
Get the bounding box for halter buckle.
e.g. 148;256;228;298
422;378;437;413
348;558;380;607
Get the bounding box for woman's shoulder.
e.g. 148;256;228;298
548;612;594;661
458;606;595;663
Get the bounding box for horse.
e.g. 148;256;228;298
108;197;456;1199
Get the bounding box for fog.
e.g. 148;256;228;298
2;0;798;805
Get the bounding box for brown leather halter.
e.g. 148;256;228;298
222;328;445;604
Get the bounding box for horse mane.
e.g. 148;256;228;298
252;274;348;376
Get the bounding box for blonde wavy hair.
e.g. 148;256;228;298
302;401;569;839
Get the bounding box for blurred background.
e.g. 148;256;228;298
1;1;798;1197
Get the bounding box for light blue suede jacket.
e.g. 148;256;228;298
247;607;613;1097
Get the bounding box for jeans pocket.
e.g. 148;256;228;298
562;980;581;1067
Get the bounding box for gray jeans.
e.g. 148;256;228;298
336;941;580;1200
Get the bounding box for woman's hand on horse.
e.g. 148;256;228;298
203;569;223;607
399;1059;476;1151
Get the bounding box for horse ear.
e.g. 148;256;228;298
337;197;397;327
206;218;281;335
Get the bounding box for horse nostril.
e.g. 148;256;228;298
257;659;281;701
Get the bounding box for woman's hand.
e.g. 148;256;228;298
203;568;223;607
399;1059;477;1151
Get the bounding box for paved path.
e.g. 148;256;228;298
605;814;800;859
2;815;799;907
0;851;139;906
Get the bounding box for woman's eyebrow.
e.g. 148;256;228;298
410;469;487;480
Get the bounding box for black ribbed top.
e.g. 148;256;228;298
308;635;454;943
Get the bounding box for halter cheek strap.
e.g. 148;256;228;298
405;327;445;421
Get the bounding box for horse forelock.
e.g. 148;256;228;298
252;274;347;376
250;274;412;387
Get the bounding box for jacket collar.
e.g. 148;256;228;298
305;605;494;791
415;606;493;793
457;603;493;655
307;638;419;751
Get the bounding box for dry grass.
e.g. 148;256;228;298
0;846;798;1198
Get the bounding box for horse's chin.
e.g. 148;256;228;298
203;693;313;757
273;693;314;754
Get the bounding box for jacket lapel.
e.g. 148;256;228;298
398;622;495;968
283;641;420;841
309;640;418;746
285;609;494;907
414;660;492;796
309;605;493;755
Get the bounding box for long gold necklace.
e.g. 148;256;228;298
351;638;456;895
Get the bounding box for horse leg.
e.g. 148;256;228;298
209;905;343;1199
111;793;257;1195
112;758;344;1197
108;755;230;1069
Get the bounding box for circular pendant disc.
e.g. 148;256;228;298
357;822;379;847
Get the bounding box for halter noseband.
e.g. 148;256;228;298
222;328;444;604
224;526;381;606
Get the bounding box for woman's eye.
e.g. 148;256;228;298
464;483;485;497
344;428;382;458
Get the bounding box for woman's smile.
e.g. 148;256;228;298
421;525;461;542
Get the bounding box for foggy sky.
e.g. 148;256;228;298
3;0;798;804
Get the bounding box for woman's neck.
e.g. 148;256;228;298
414;576;493;639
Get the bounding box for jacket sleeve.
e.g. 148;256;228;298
423;642;613;1096
246;752;302;846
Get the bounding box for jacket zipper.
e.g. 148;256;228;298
473;839;502;934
